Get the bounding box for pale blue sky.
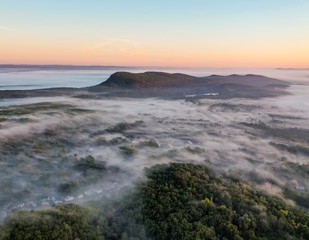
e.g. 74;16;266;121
1;0;309;67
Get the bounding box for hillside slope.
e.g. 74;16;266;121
99;71;289;89
89;71;290;99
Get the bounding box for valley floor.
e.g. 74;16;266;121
0;84;308;239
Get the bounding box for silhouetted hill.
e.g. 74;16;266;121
101;71;196;88
99;71;289;89
0;71;290;100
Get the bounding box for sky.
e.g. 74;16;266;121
0;0;309;67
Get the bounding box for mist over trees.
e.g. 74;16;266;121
0;72;309;239
1;163;309;240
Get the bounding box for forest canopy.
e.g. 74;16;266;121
1;163;309;240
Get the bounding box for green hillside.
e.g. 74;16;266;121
1;163;308;240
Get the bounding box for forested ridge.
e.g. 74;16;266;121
1;163;308;240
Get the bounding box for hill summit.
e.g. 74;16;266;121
99;71;289;89
100;71;196;88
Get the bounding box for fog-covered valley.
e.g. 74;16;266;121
0;82;309;222
0;67;309;239
2;0;309;237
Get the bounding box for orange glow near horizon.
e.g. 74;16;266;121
1;40;308;68
1;1;309;68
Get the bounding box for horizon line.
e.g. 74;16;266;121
1;64;309;70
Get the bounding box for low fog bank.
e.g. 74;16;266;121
0;97;72;107
0;83;309;220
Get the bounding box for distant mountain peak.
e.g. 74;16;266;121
100;71;196;88
99;71;289;89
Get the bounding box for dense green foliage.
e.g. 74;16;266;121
284;188;309;209
0;204;104;240
135;163;309;240
1;163;309;240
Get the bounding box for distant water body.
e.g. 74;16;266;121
0;66;308;91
